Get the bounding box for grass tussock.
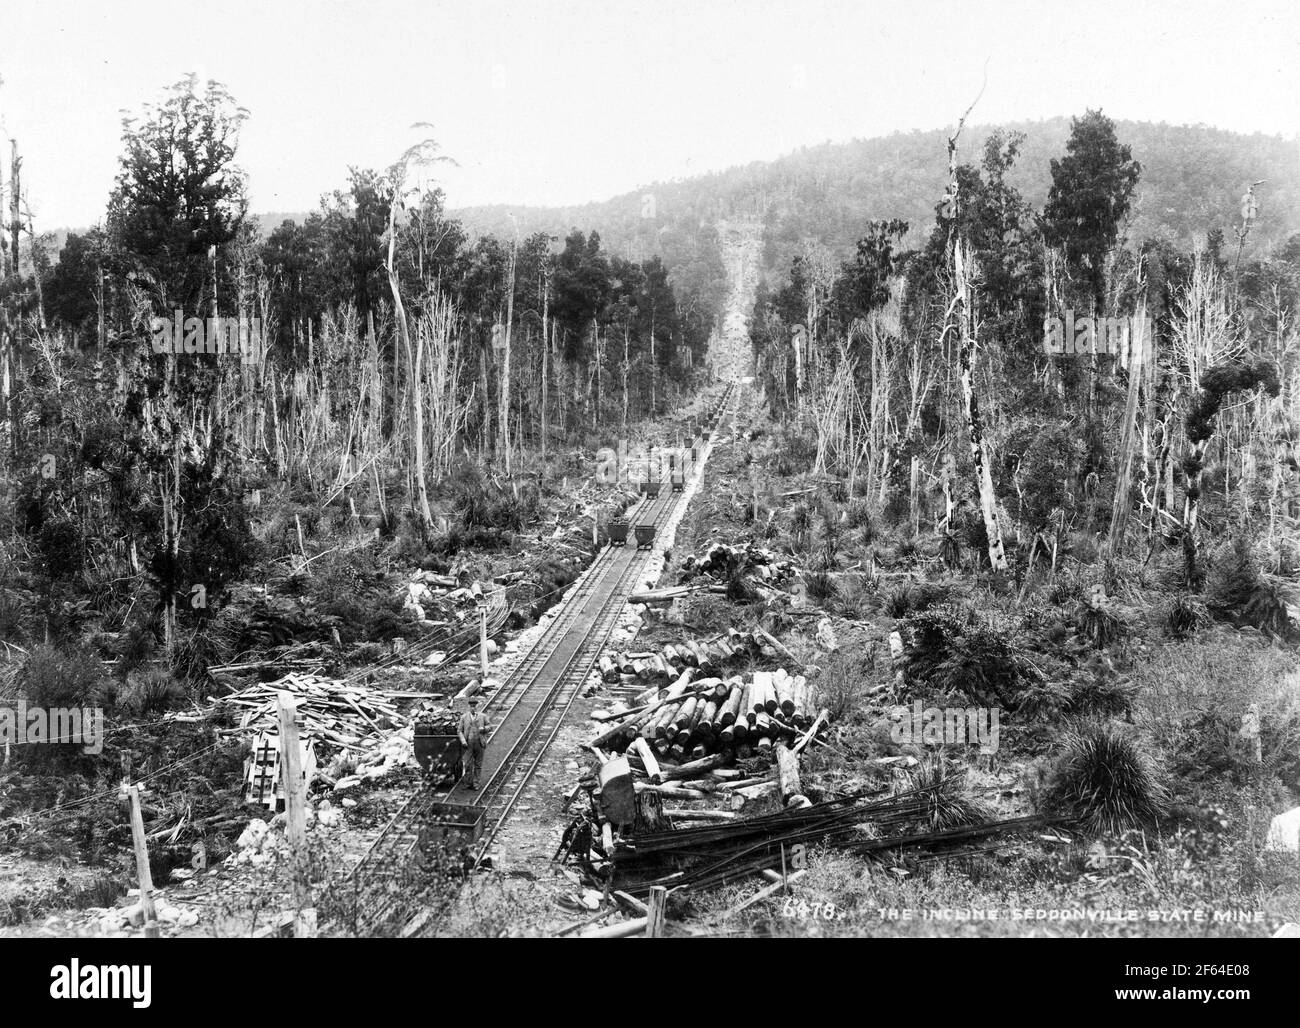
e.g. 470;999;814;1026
1039;724;1169;836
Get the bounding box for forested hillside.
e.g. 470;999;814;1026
453;118;1300;282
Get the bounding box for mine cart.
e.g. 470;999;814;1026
607;517;630;546
418;801;487;855
634;523;656;549
413;730;463;782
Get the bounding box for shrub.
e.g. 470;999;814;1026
16;644;108;709
804;570;838;605
816;646;875;722
902;605;1034;707
1204;537;1295;636
1067;654;1138;718
1039;724;1169;835
119;670;188;716
907;755;990;831
834;576;872;619
115;617;159;678
1076;601;1127;649
1165;594;1211;639
883;582;947;619
846;500;873;530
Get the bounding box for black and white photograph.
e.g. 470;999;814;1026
0;0;1296;984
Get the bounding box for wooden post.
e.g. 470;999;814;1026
479;603;489;676
277;691;317;938
646;885;667;938
127;785;160;938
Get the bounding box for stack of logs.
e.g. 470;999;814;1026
590;667;829;763
677;542;796;585
597;627;780;688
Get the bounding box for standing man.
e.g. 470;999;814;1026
458;695;489;791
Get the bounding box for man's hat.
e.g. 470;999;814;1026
468;695;479;705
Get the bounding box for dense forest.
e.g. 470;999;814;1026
0;76;724;647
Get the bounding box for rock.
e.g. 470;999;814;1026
236;819;270;851
815;618;839;652
1264;806;1300;852
333;776;362;792
340;798;357;808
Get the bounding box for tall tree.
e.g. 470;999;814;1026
1042;110;1141;313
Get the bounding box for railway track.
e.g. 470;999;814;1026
340;383;735;933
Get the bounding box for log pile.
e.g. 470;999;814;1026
677;542;796;586
588;666;829;762
596;627;792;688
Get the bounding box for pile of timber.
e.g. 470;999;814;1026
191;672;404;753
597;626;794;687
589;667;829;762
677;542;796;586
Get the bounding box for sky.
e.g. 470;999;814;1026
1;0;1296;230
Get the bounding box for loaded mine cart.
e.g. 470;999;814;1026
606;515;630;547
634;521;656;549
413;711;463;783
671;468;685;492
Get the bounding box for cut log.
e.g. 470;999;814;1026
751;672;770;715
734;781;778;800
663;809;737;823
774;744;803;804
695;700;719;739
720;684;744;726
775;674;795;717
672;696;699;734
755;626;797;664
691;640;717;673
656;752;729;782
631;737;661;784
599;656;619;683
661;644;683;669
581;917;647;939
636;782;708;800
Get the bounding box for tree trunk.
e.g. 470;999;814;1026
386;193;433;536
1108;310;1145;552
